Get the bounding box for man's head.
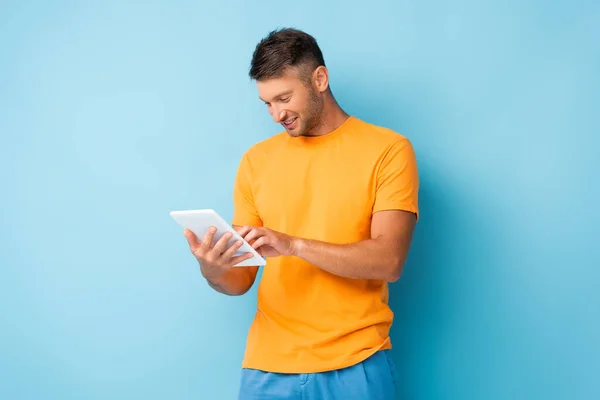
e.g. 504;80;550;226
249;28;331;137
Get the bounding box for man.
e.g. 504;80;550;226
184;28;419;399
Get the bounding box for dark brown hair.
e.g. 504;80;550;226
249;28;326;82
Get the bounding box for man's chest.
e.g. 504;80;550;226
252;153;377;240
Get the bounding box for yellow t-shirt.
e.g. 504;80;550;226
232;116;419;373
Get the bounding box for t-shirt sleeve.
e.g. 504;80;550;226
232;153;263;227
372;138;419;219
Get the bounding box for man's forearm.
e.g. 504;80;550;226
293;237;405;282
204;266;256;296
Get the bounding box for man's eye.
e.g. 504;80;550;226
280;97;291;103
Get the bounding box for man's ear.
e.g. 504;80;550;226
313;66;329;93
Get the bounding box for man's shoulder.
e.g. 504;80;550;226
351;117;411;147
238;131;286;165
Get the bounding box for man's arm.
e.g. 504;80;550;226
293;210;416;282
205;265;259;296
242;209;416;282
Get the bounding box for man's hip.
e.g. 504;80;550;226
238;350;398;400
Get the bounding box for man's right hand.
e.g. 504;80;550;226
183;227;254;281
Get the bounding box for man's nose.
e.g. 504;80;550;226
272;108;286;123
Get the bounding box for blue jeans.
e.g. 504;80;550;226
238;350;398;400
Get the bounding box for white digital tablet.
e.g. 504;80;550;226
169;209;266;267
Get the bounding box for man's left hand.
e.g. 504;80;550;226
238;226;299;258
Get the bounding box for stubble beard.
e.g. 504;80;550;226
299;88;325;137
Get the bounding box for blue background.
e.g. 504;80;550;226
1;1;599;399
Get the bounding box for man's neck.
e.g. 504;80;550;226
307;97;350;137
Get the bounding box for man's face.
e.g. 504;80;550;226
257;68;323;137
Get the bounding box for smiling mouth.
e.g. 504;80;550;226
283;117;298;128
